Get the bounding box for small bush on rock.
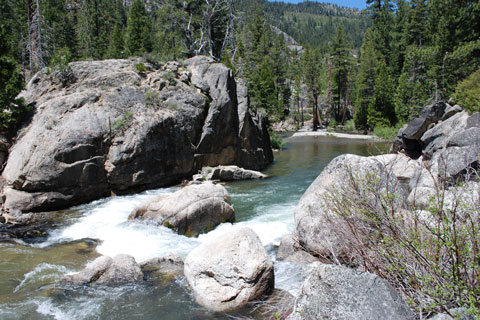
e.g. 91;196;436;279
135;62;146;73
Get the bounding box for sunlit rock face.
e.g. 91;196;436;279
2;56;272;212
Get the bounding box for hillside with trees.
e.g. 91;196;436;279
1;0;479;137
0;0;369;138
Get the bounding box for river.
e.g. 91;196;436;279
0;135;388;319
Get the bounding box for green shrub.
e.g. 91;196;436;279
453;67;480;113
145;90;159;107
270;130;285;150
163;71;176;85
167;102;179;110
48;47;72;73
322;163;480;316
373;122;404;140
343;119;355;132
328;118;337;128
113;111;134;130
135;62;146;73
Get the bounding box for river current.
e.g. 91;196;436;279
0;135;387;319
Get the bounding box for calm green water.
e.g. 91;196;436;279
0;135;387;320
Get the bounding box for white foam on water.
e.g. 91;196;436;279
14;263;70;293
36;300;70;320
40;183;296;266
94;221;199;262
36;298;104;320
196;202;295;247
39;188;204;263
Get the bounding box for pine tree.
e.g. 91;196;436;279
367;59;396;129
331;26;352;124
354;28;377;131
302;47;322;130
389;0;408;78
107;23;124;58
366;0;394;68
406;0;427;47
0;25;31;133
125;0;151;57
251;58;277;116
77;0;95;58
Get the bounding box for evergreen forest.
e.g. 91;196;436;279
1;0;480;136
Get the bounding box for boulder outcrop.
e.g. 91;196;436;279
430;308;475;320
294;154;406;259
291;102;479;317
288;262;414;320
1;56;272;212
390;105;480;210
184;227;274;312
128;182;234;236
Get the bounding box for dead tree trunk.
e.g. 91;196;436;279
27;0;46;72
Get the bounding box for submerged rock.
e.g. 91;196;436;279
140;253;184;282
129;182;234;237
62;255;113;285
184;227;274;312
0;209;49;240
200;165;268;181
288;262;414;320
62;254;143;286
2;57;272;213
96;254;143;285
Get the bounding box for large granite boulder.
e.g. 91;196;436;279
128;182;234;236
185;57;273;170
288;262;414;320
420;111;469;157
2;57;272;212
184;227;274;312
294;154;406;259
62;254;143;286
390;108;480;209
392;102;448;158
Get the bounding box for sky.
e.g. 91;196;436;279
271;0;367;10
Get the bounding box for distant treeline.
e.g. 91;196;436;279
1;0;479;135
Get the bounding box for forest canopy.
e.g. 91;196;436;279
1;0;479;134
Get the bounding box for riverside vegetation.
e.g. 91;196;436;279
3;0;478;138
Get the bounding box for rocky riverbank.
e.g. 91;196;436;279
285;102;479;318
